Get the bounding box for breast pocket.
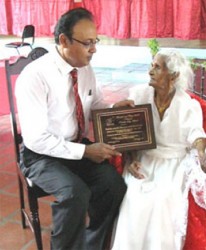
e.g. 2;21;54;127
83;95;93;120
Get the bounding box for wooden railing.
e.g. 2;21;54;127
189;59;206;100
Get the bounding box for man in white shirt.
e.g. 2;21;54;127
15;7;132;250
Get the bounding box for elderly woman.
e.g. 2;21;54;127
111;49;206;250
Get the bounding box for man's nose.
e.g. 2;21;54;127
89;44;97;53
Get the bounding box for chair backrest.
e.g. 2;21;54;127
22;25;35;45
5;47;48;162
188;91;206;132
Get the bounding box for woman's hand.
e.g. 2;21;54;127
128;160;145;179
193;138;206;173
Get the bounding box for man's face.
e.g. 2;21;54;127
59;19;98;68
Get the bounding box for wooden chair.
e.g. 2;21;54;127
5;47;49;250
5;25;35;55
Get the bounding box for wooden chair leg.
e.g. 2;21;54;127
28;191;43;250
17;177;27;228
32;213;43;250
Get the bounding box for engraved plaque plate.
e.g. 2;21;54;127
92;104;156;152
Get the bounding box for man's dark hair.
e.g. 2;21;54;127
54;7;94;44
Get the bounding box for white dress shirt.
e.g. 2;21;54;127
15;47;109;160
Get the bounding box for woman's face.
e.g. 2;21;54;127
149;54;173;92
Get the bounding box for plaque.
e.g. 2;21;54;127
92;104;156;152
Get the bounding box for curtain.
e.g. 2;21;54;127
83;0;206;40
173;0;201;39
0;0;75;37
201;0;206;38
82;0;132;39
0;0;205;39
130;0;173;38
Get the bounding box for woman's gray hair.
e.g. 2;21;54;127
156;49;194;90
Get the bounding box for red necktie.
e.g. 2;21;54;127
70;68;85;142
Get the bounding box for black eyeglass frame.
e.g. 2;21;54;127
71;37;100;48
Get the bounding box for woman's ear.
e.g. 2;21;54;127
171;72;180;81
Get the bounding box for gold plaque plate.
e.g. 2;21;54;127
92;104;156;152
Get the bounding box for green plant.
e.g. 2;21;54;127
147;38;160;57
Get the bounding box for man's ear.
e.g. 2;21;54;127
59;33;69;47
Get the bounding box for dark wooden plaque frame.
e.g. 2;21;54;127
92;104;156;152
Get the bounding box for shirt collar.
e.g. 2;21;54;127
51;46;76;76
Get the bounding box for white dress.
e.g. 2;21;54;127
111;85;206;250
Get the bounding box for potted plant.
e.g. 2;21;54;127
147;38;160;57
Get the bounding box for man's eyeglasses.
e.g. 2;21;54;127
71;37;100;49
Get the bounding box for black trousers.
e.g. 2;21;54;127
21;140;127;250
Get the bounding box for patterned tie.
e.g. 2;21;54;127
70;68;85;142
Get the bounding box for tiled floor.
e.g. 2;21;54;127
0;36;206;250
0;114;52;250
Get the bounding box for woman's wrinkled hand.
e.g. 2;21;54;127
128;160;145;179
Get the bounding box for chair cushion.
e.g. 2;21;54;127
6;42;31;48
188;92;206;132
183;191;206;250
6;42;22;48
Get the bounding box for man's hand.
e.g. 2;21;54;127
113;100;135;108
83;143;122;163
